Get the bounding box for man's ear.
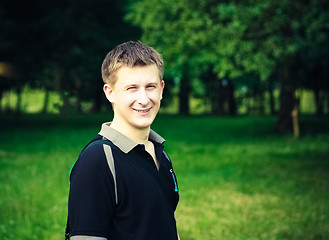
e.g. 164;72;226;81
103;84;115;103
160;80;165;100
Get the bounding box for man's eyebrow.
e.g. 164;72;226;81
147;81;159;85
125;81;159;87
124;84;138;88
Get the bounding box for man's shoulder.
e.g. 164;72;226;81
77;136;109;164
80;135;104;153
70;137;112;181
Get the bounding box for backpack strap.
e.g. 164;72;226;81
65;138;117;239
77;138;118;204
98;139;118;205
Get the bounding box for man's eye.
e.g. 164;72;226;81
147;85;156;89
127;86;137;90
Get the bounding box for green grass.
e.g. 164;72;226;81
0;114;328;240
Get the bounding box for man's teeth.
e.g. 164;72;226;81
136;109;149;113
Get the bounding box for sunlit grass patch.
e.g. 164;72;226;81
0;114;328;239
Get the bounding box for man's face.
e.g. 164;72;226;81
104;64;164;131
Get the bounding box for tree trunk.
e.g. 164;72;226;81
42;88;49;114
291;100;300;138
326;90;329;115
211;79;220;115
15;87;22;114
75;77;82;113
92;81;104;112
276;55;301;134
179;74;190;115
217;79;236;115
269;86;275;115
204;70;221;115
0;90;3;113
314;88;324;116
277;82;295;133
227;81;236;116
60;91;70;119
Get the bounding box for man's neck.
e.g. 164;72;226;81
110;121;150;146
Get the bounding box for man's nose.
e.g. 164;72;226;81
137;89;149;105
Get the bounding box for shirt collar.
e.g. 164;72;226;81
98;122;165;154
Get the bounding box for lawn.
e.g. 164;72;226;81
0;114;328;240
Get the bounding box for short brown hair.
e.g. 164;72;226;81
101;41;164;85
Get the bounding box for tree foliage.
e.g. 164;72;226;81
127;0;329;125
128;0;328;80
0;0;140;112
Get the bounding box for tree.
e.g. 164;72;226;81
299;40;329;115
127;0;329;130
0;0;140;114
36;0;140;113
126;0;219;115
0;0;47;113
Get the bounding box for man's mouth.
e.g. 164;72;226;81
134;107;151;113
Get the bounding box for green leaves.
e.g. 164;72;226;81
127;0;329;82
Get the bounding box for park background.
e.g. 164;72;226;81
0;0;328;239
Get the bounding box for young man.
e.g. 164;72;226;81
67;41;180;240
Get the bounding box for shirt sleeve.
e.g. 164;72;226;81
68;143;116;238
71;236;107;240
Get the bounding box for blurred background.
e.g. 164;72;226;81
1;0;328;130
0;0;328;239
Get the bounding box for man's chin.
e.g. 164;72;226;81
132;119;155;130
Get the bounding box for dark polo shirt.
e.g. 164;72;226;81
68;123;179;240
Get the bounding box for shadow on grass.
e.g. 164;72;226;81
1;113;328;137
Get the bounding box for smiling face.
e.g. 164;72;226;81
104;64;164;132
